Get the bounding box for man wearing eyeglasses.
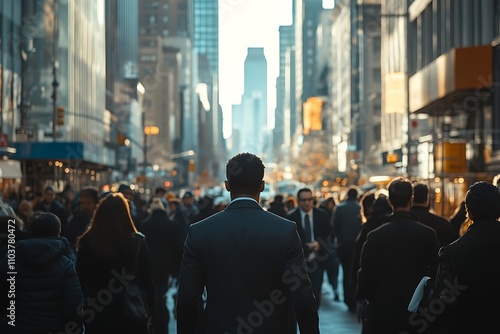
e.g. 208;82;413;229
288;188;332;307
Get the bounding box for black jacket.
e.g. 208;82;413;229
433;220;500;333
410;206;455;247
351;211;390;288
0;237;83;334
356;211;440;334
177;199;319;334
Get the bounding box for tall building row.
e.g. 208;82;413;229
0;0;225;197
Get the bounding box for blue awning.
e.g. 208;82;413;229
13;142;84;160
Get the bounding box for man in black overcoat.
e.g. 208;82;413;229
356;178;439;334
177;153;319;334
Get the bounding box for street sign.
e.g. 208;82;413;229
16;127;35;138
44;132;63;138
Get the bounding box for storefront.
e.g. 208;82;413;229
12;142;114;196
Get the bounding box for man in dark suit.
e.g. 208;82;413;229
177;153;319;334
288;188;332;308
410;183;455;247
332;187;362;311
356;178;440;334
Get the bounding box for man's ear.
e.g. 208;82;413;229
224;180;231;192
259;181;265;192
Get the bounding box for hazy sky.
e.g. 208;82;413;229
219;0;292;138
218;0;335;138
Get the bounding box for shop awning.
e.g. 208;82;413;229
0;160;22;179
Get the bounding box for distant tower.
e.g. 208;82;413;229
232;47;268;155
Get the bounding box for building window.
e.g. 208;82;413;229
163;3;168;11
140;54;157;62
162;29;169;37
373;124;381;141
372;37;381;54
178;15;187;34
163;16;168;23
372;68;381;82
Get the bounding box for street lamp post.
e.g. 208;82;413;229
143;123;159;191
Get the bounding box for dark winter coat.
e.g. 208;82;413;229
0;237;83;334
432;220;500;333
76;232;154;334
140;209;183;284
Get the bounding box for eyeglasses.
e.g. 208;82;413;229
299;198;314;202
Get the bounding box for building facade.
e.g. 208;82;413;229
404;0;500;215
10;0;113;194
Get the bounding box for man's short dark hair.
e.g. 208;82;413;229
155;187;166;195
226;153;265;195
297;188;312;199
388;177;413;209
79;186;99;204
413;183;429;204
465;181;500;221
30;212;61;237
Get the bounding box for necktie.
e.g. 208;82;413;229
304;214;312;243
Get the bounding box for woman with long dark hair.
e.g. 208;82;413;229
76;192;154;333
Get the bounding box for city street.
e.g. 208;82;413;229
167;272;362;333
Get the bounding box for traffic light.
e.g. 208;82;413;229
386;152;400;164
117;134;126;145
56;106;65;126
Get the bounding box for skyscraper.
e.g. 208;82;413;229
193;0;224;181
274;25;295;158
232;47;268;155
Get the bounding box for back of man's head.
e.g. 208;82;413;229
80;186;99;204
412;183;429;205
465;181;500;221
30;212;61;237
347;187;359;200
226;153;265;195
388;178;413;209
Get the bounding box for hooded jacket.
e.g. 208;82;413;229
1;237;83;333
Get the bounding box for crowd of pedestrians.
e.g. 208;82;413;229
1;153;500;333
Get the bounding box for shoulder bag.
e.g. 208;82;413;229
123;234;151;322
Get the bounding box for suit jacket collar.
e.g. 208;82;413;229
224;199;263;211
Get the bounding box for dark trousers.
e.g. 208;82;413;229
338;244;356;310
307;261;325;308
152;282;170;334
322;246;339;290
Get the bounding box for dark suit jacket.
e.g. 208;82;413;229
356;211;439;334
287;207;332;262
410;206;455;247
176;199;319;334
